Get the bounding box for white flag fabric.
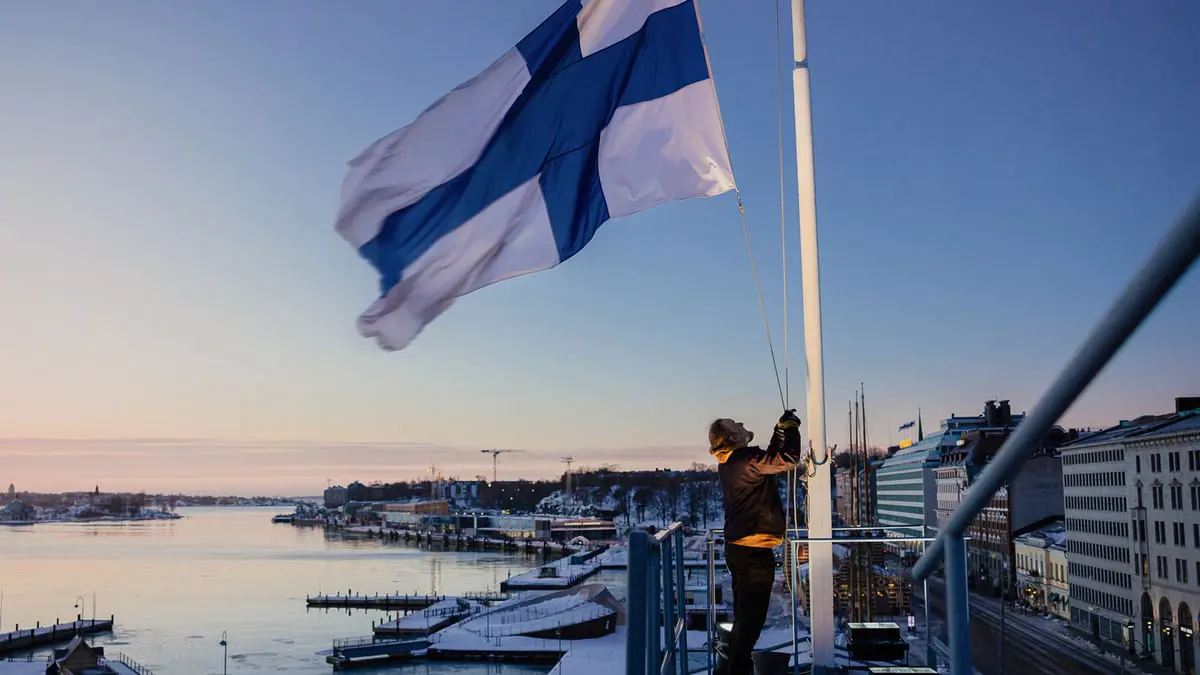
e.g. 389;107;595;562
335;0;735;351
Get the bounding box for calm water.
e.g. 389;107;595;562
0;507;550;674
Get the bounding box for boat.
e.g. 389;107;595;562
271;514;294;523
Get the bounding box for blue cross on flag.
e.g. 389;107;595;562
898;421;915;431
335;0;735;350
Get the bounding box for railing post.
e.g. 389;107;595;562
627;530;650;675
791;539;801;675
707;536;716;675
662;534;676;674
945;536;972;675
649;543;662;672
674;529;689;675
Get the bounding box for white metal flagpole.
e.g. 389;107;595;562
791;0;835;671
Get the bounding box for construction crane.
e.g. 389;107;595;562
479;449;524;484
561;456;576;504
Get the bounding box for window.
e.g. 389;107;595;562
1192;484;1200;511
1194;523;1200;548
1173;485;1185;510
1156;521;1167;544
1159;556;1169;579
1137;456;1143;473
1172;452;1182;472
1153;454;1162;473
1175;522;1186;546
1154;485;1165;509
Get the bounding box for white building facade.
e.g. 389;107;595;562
1064;400;1200;673
1014;520;1069;619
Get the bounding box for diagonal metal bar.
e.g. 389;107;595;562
914;193;1200;582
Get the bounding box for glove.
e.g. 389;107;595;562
777;409;801;430
771;409;801;447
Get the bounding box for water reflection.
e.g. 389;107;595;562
0;508;550;674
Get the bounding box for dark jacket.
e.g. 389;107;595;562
712;427;803;547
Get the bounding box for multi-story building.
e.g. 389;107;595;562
1064;397;1200;673
323;485;348;508
935;414;1069;597
878;401;1027;558
1014;519;1069;619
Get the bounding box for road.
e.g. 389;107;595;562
917;575;1134;675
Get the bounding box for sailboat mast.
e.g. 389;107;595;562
790;0;835;670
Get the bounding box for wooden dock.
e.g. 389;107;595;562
308;593;445;610
0;618;114;656
306;592;507;611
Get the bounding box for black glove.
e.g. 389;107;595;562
777;409;801;430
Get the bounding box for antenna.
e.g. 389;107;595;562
561;457;576;503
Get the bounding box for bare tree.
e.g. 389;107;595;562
633;488;651;524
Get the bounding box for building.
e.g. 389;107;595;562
934;402;1069;597
1014;519;1069;619
323;485;348;509
877;402;1027;557
375;500;451;515
1063;396;1200;673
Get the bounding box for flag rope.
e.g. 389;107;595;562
776;0;790;412
695;0;787;411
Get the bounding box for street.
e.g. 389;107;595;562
918;575;1135;675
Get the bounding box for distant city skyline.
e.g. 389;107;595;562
2;1;1197;495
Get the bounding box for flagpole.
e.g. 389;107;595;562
790;0;834;671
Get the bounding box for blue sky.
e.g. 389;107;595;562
1;1;1197;494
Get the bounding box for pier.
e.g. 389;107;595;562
0;618;114;656
500;547;608;591
373;598;483;636
325;635;430;669
336;525;575;556
307;592;507;611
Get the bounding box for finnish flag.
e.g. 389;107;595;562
336;0;735;350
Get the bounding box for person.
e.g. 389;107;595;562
710;410;803;675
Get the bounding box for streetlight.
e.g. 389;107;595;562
73;596;85;629
219;631;228;675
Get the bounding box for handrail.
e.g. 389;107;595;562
627;522;689;675
914;194;1199;583
911;194;1200;675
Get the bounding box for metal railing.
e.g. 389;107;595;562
109;651;156;675
626;522;689;675
704;526;939;675
911;195;1200;675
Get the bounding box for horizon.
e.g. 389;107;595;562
2;1;1197;496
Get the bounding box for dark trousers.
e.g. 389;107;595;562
718;543;776;675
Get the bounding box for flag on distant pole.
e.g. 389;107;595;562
335;0;735;350
898;420;915;431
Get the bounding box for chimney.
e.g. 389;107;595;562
984;400;999;427
998;400;1012;426
1176;397;1200;414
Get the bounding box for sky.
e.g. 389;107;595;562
1;1;1198;496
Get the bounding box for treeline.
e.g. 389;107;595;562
348;463;724;527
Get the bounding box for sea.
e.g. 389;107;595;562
0;507;560;674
